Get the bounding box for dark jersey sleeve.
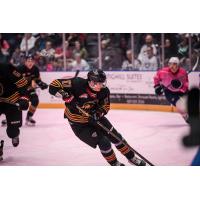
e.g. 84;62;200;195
98;88;110;115
49;78;74;97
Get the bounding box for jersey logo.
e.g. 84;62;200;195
86;88;97;98
81;101;96;111
13;70;21;78
91;132;97;138
79;93;88;98
62;80;72;88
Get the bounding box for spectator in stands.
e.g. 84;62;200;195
180;57;191;71
72;40;88;60
138;34;157;61
39;41;55;60
66;33;79;47
164;38;178;60
36;41;55;71
121;49;141;71
70;53;90;71
119;37;129;59
101;39;123;71
0;33;10;63
35;33;48;52
138;46;158;71
52;57;64;71
54;40;74;70
55;41;73;59
20;33;36;54
36;56;46;71
177;34;189;59
10;47;24;67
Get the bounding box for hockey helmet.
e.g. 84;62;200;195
87;69;106;83
168;57;180;65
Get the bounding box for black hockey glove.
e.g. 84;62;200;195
154;84;163;95
38;81;48;90
16;96;29;110
88;109;104;126
171;79;182;89
62;92;78;108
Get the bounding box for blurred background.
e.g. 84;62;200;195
1;33;200;72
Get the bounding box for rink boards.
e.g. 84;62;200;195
38;71;199;111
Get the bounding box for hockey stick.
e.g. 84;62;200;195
74;70;80;78
76;105;154;166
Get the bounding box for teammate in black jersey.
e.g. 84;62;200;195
1;55;48;126
49;69;146;166
0;63;29;160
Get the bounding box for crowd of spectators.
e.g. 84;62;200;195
0;33;200;71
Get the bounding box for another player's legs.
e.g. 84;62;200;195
26;92;39;126
99;117;146;166
165;90;189;123
5;105;22;147
70;123;124;166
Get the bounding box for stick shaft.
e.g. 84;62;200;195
76;105;154;166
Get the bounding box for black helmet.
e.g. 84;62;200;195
87;69;106;83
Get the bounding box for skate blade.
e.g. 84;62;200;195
25;122;36;126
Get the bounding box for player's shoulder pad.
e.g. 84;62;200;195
72;77;87;86
100;87;110;96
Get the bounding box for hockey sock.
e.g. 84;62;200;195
115;140;135;160
100;148;118;165
27;105;36;117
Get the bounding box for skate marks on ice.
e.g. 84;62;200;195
0;109;197;166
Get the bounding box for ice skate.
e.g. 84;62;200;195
12;136;19;147
25;116;36;126
128;156;146;166
111;161;125;166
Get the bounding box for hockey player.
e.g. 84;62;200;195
20;55;48;125
49;69;146;166
2;55;48;126
154;57;189;123
0;63;29;159
1;55;48;126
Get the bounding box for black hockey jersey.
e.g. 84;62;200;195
0;63;29;104
18;65;42;89
49;77;110;124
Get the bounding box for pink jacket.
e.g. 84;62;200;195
154;66;189;93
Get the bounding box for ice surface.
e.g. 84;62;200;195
0;109;197;166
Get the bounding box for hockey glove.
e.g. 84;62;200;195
16;96;29;110
171;79;182;89
154;84;163;95
88;109;104;126
62;92;78;108
38;81;48;90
